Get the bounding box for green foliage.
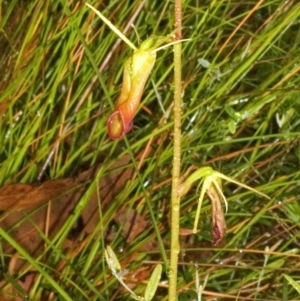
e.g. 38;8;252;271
283;274;300;294
0;0;300;300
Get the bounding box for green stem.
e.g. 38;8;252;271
169;0;182;300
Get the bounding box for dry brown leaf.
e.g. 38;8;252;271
0;151;162;286
80;154;134;234
0;272;37;301
0;155;136;267
0;178;77;211
114;206;150;243
1;190;81;256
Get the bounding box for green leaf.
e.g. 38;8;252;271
283;274;300;294
267;259;285;268
227;120;236;134
144;264;162;301
105;245;121;273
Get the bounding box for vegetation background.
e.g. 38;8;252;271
0;0;300;300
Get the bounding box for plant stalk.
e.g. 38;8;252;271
169;0;182;300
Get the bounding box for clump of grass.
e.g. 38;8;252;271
0;1;300;300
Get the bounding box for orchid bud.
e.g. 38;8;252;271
107;45;156;140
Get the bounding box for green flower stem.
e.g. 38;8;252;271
169;0;182;300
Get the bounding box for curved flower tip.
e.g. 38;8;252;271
107;44;156;140
106;110;132;140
